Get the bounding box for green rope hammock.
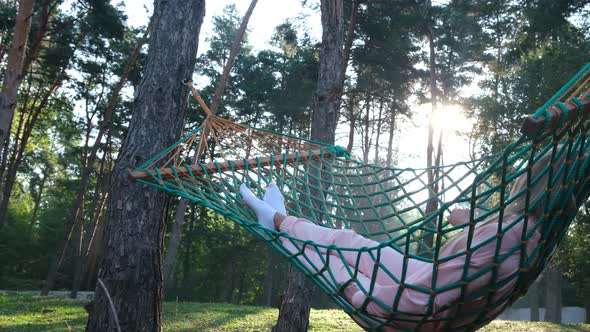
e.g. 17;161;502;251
130;63;590;331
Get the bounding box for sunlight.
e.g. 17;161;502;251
392;102;474;170
431;104;474;138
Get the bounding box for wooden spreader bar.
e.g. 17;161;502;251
520;96;590;138
129;149;329;183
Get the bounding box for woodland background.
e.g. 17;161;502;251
1;0;590;327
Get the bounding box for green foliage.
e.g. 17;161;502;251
79;0;126;40
468;2;590;154
195;6;318;133
0;2;16;33
0;0;139;293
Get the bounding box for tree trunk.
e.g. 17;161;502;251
85;1;205;331
544;268;562;323
0;0;61;224
209;0;259;113
163;198;188;284
30;165;49;225
529;279;540;321
272;265;315;332
263;251;279;306
70;219;85;299
0;76;59;226
82;190;108;290
386;107;396;167
0;0;35;175
346;95;358;152
276;0;345;331
338;0;358;92
73;154;110;298
374;97;383;163
363;96;371;163
310;0;345;145
423;17;438;250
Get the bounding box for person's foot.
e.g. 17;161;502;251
263;182;287;215
240;184;277;230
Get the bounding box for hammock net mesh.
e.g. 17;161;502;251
130;63;590;331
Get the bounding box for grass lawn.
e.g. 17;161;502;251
1;295;589;331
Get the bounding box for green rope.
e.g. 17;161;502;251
132;64;590;331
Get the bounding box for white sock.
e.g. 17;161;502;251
240;184;277;230
263;182;287;215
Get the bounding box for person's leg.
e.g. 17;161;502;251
279;237;373;302
240;183;277;230
275;213;430;284
241;183;430;284
280;234;431;319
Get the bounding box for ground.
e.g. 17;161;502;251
0;295;588;331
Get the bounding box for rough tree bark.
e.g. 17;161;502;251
310;0;345;145
274;0;345;331
339;0;358;92
85;0;205;331
0;0;36;228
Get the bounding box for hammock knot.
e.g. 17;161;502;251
556;102;570;121
519;266;533;273
572;97;585;110
324;145;350;158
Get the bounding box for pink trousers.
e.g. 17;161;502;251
277;213;536;330
278;216;432;318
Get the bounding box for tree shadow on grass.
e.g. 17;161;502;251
0;320;86;332
163;302;276;332
484;321;590;332
546;322;590;332
0;295;86;317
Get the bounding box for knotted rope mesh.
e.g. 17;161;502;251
131;64;590;331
